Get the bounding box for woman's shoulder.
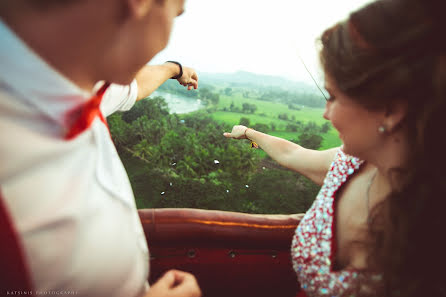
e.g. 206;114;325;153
325;148;365;185
331;147;364;169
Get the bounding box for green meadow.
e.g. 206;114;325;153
211;94;341;150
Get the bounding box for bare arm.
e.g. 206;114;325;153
136;63;198;101
223;125;338;186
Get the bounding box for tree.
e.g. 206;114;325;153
249;104;257;114
239;117;250;126
270;122;276;131
252;123;269;133
304;121;320;134
278;113;289;121
121;96;169;123
246;169;318;214
210;93;220;105
321;122;331;133
108;114;132;147
298;133;323;150
224;87;233;96
199;87;211;99
241;103;256;114
286;123;298;132
110;96;322;215
288;104;301;111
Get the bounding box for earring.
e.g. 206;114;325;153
378;126;386;134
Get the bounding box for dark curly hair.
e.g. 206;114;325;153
319;0;446;296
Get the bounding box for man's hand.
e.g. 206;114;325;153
144;270;202;297
177;67;198;90
135;64;199;101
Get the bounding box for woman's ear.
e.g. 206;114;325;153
127;0;154;18
383;100;408;133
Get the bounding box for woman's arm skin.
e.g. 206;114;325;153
144;270;202;297
224;125;338;186
136;63;198;101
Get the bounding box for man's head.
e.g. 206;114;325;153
0;0;186;89
107;0;186;82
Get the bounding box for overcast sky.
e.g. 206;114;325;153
150;0;373;84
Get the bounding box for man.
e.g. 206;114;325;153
0;0;201;296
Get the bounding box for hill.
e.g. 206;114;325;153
200;71;321;93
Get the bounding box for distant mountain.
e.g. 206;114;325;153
200;71;320;94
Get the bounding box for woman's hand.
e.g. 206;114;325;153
177;67;198;90
223;125;249;139
144;270;201;297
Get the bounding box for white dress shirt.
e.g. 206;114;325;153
0;20;149;297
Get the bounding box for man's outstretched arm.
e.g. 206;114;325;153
136;62;198;101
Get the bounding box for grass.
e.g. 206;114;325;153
217;95;326;125
211;95;341;150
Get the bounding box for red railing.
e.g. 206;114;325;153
139;208;303;297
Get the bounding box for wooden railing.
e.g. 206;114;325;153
139;208;303;297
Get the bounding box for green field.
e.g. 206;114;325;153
218;95;325;123
211;94;341;150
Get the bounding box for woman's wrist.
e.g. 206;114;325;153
244;127;253;139
243;128;259;148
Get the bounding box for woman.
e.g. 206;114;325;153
224;0;445;295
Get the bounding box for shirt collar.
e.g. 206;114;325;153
0;19;93;128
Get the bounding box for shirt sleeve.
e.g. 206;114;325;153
100;80;138;117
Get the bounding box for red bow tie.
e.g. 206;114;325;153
65;82;111;140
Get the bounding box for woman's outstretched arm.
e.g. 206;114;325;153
224;125;338;186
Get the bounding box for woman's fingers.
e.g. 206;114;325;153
223;125;248;139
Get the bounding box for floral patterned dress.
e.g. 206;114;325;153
291;149;381;297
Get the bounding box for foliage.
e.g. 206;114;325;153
224;87;233;96
109;96;323;214
278;113;289;121
252;123;270;133
297;133;324;150
321;122;331;133
245;168;319;214
258;89;325;108
242;103;257;114
121;96;169;124
239;117;250;126
198;87;220;105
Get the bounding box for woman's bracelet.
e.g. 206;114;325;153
244;128;259;149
